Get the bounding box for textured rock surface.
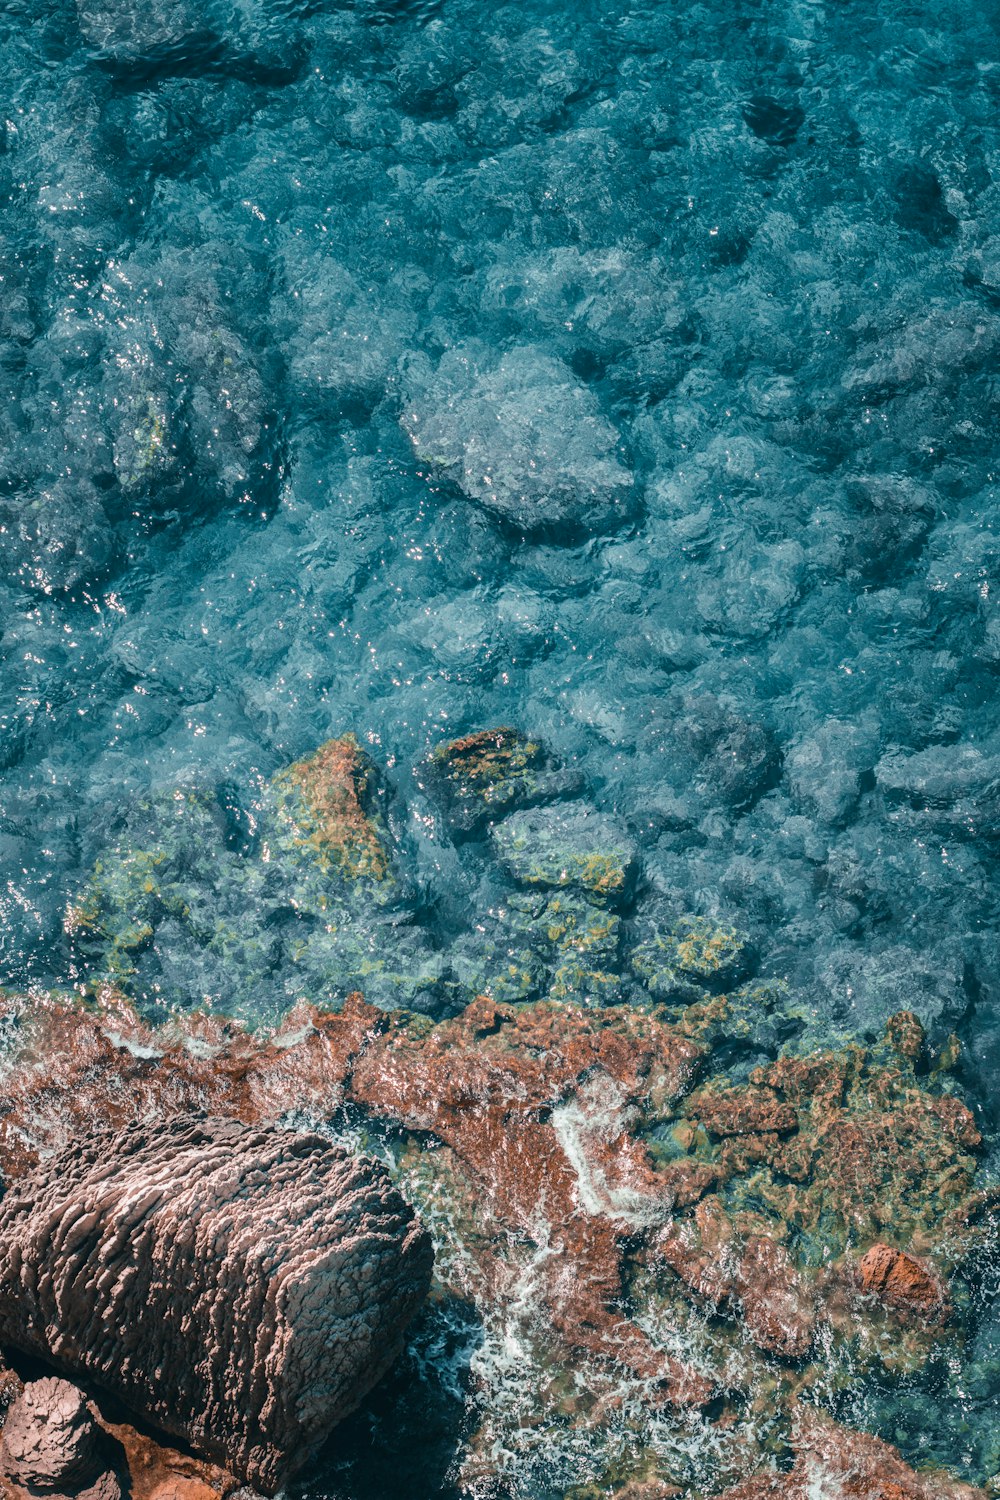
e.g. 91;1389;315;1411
64;741;463;1021
491;804;639;899
857;1242;950;1322
0;1378;106;1493
266;734;393;884
0;1116;432;1493
0;1376;234;1500
401;342;635;533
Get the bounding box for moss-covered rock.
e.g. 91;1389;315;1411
266;735;392;885
423;726;582;837
64;740;452;1021
631;917;755;1002
492;804;638;901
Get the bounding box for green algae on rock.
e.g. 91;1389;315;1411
423;726;582;837
114;392;175;493
631;917;755;1003
64;739;457;1021
491;804;638;900
266;735;393;886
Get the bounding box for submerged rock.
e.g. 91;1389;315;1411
92;247;273;514
64;738;454;1019
631;916;755;1003
714;1407;986;1498
485;805;640;1001
266;734;394;885
0;481;114;596
76;0;222;60
856;1241;950;1323
491;804;638;900
422;726;582;838
0;1116;433;1494
401;343;635;534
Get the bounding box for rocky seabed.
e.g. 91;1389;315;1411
0;723;996;1500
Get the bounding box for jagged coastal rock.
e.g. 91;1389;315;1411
0;731;993;1497
0;1117;433;1494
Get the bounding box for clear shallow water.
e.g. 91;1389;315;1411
2;0;1000;1489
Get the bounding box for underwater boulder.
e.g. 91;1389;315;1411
401;342;635;534
422;726;582;838
491;803;638;901
713;1407;986;1498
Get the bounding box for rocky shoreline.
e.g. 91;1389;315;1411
0;730;996;1498
0;979;994;1497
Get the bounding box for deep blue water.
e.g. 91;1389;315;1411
3;0;1000;1490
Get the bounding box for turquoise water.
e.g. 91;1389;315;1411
2;0;1000;1490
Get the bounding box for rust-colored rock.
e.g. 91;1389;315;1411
268;734;391;881
884;1010;926;1064
657;1202;816;1359
0;986;992;1479
684;1083;798;1138
857;1243;949;1322
91;1406;238;1500
712;1407;986;1498
0;1379;108;1493
0;1116;432;1494
0;990;709;1406
0;988;381;1179
423;726;581;836
347;994;711;1402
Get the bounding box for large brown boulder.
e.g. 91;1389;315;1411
0;1118;433;1494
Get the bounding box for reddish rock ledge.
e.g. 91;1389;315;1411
713;1407;986;1499
0;988;992;1497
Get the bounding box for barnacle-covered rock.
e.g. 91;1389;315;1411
0;1116;433;1494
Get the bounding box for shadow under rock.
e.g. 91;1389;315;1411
290;1300;484;1500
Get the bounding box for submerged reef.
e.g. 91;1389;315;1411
0;974;994;1497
